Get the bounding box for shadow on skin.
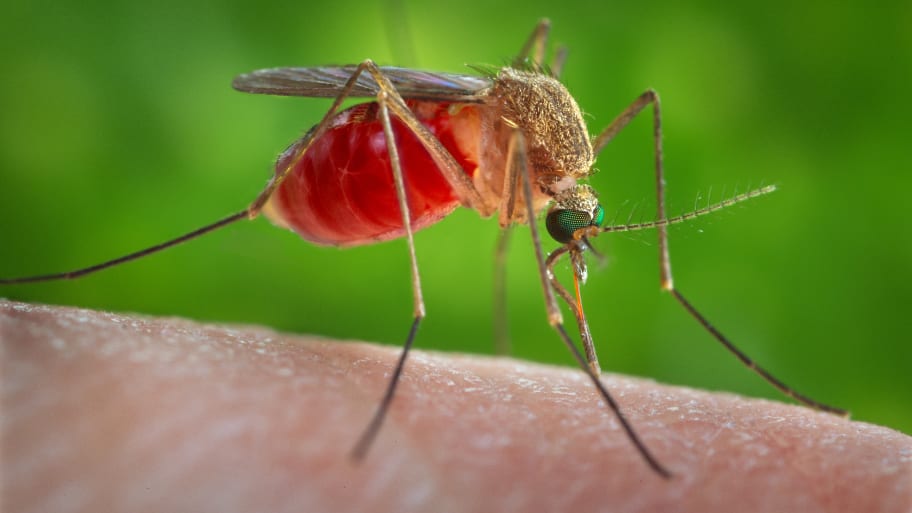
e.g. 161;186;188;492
2;300;910;513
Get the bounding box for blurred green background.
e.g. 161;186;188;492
1;0;909;436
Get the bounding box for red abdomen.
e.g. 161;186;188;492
265;100;479;246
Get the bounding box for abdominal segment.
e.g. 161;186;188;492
266;101;480;246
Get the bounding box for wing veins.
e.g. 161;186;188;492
232;66;492;102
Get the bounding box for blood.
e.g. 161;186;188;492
267;100;480;246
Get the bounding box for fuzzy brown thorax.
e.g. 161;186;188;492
471;67;595;224
491;68;594;188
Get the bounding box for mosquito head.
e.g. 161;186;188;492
545;184;605;244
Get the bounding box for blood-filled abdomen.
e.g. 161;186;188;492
264;100;480;247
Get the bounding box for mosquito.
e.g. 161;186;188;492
0;19;847;478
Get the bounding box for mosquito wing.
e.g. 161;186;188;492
232;66;493;103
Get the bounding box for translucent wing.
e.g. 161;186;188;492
232;66;493;103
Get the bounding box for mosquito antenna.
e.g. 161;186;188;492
0;209;250;284
580;185;774;262
594;185;777;235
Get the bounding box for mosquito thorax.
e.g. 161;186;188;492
491;67;594;183
545;184;605;244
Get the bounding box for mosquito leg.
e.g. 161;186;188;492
591;90;659;155
508;128;671;477
246;61;398;217
350;89;428;460
490;128;527;355
0;211;250;284
1;64;411;285
668;289;847;415
503;121;596;372
504;126;561;326
249;59;490;219
550;46;569;79
497;127;522;228
591;90;848;417
376;89;426;324
513;19;551;69
492;226;513;355
355;61;491;215
350;318;421;460
499;111;599;373
350;60;499;457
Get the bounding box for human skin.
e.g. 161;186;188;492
2;300;910;513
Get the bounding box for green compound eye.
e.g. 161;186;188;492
546;208;596;243
593;205;605;227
